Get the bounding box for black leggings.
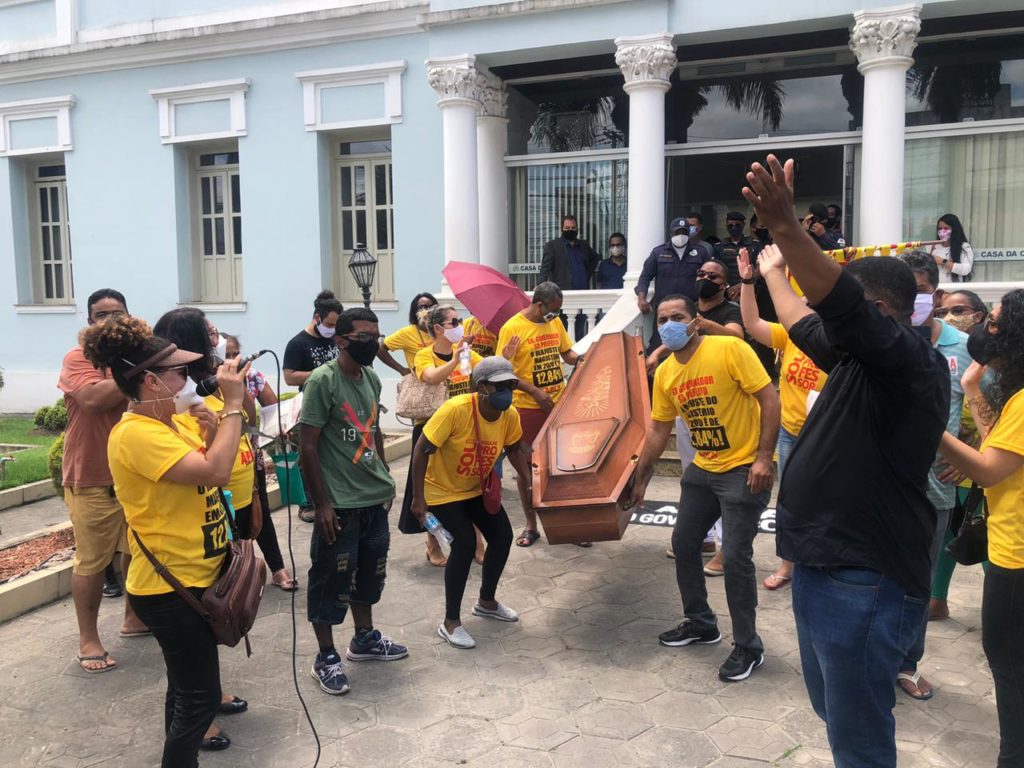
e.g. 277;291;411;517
233;467;286;573
983;564;1024;767
430;497;513;621
129;588;221;768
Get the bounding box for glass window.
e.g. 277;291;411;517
339;140;392;155
31;164;73;303
908;35;1024;126
335;155;394;301
193;149;242;302
672;69;862;143
901;131;1024;283
509;76;628;155
199;152;240;166
509;159;628;289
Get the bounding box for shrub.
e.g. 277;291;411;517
34;405;50;428
48;433;65;498
44;399;68;432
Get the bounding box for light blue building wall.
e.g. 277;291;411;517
2;0;1023;416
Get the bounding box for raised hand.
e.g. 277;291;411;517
741;155;797;232
757;244;787;276
737;248;755;281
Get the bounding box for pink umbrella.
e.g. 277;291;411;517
442;261;531;336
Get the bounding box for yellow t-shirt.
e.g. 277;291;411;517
414;346;484;400
497;312;573;410
108;413;227;596
174;394;255;508
652;335;772;473
385;324;433;371
421;393;523;506
463;317;497;357
958;402;979;489
769;323;827;437
980;389;1024;569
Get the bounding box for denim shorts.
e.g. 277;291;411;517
307;505;391;626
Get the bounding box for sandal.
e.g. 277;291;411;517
516;529;540;547
272;569;298;591
897;671;934;701
298;507;316;523
76;652;117;674
763;573;792;591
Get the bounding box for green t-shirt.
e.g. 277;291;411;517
298;362;396;509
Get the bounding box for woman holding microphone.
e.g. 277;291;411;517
82;316;249;768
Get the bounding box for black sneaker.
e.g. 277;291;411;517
310;650;350;695
346;629;409;662
718;645;764;682
658;621;722;647
102;566;122;598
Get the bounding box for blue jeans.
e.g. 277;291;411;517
792;565;927;768
307;505;391;625
776;426;798;481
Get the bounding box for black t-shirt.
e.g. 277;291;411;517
283;329;339;383
699;300;742;333
778;271;949;598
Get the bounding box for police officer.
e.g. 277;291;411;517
637;217;712;352
714;211;754;288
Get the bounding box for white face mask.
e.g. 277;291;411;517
213;335;228;363
671;233;689;249
149;370;204;414
443;324;465;345
609;245;625;258
317;323;336;339
911;293;934;326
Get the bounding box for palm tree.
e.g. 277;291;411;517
530;95;626;152
718;78;785;132
907;61;1003;123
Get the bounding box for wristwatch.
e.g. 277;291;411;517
740;277;756;285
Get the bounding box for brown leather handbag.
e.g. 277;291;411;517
132;500;267;656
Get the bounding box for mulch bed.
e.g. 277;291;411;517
0;528;75;584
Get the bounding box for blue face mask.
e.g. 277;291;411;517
688;225;699;237
659;320;692;351
487;388;514;411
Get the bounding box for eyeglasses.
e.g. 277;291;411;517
695;271;723;281
487;381;517;392
150;364;188;377
342;333;384;343
438;318;461;328
933;305;979;318
92;309;126;322
417;302;436;311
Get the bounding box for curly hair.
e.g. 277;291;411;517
81;316;170;399
990;289;1024;409
313;290;343;321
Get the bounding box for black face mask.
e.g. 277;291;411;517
698;279;722;300
967;325;998;365
345;339;379;366
563;229;578;241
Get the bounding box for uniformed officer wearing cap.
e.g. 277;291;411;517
636;217;715;351
714;212;754;289
802;203;845;251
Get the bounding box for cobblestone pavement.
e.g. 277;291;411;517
0;457;997;767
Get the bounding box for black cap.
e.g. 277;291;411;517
669;217;688;233
726;211;746;222
809;203;828;220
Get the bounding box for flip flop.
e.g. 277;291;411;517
76;652;117;673
897;671;934;701
763;573;792;591
119;628;152;638
516;529;540;547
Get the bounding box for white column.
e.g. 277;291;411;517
426;55;482;264
615;34;677;284
850;4;921;245
476;73;509;272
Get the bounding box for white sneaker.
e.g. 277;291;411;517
472;602;519;622
437;623;476;649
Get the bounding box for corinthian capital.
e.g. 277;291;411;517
426;54;482;107
476;72;508;119
850;4;921;72
614;33;677;93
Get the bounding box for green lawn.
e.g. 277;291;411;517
0;415;59;491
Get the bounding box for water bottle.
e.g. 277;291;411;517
459;344;472;376
424;512;453;554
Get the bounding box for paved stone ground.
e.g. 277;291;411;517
0;456;998;767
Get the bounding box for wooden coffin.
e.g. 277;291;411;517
532;331;650;544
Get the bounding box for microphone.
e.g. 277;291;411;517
196;349;271;397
